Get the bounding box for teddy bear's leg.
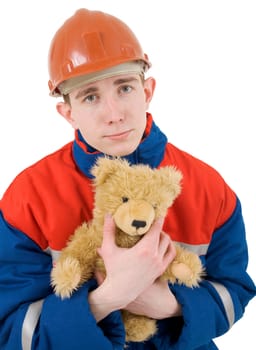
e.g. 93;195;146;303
163;244;204;287
122;310;157;343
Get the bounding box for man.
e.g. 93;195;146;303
0;8;255;350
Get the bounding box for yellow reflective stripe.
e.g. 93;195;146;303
209;281;235;327
22;299;44;350
174;241;209;256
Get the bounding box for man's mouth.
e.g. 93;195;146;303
104;130;132;141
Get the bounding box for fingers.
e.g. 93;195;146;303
158;232;175;257
136;217;164;250
98;214;175;276
97;214;116;256
134;217;176;269
159;233;176;268
158;232;171;256
94;270;105;285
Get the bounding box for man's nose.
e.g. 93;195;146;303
103;97;124;123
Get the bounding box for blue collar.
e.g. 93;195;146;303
72;114;168;178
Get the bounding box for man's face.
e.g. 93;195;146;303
58;74;155;156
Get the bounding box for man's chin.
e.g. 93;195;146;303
105;145;138;158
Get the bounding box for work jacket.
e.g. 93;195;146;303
0;113;255;350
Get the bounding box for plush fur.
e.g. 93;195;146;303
51;157;203;342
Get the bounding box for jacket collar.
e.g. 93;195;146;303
72;113;167;178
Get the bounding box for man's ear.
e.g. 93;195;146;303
56;101;77;128
143;77;156;106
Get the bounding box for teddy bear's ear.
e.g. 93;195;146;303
90;157;130;185
158;166;183;199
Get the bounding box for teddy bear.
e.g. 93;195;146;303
51;157;204;342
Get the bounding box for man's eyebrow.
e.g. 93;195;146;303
75;76;139;99
75;86;98;99
113;76;139;85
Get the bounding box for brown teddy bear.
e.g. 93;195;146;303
51;157;203;342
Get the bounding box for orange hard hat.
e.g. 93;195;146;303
48;8;151;96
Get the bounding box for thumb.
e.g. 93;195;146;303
97;214;116;256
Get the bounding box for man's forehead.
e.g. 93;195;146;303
59;61;144;96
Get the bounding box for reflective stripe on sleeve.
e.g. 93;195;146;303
174;243;235;327
209;281;235;327
174;241;209;256
22;299;44;350
44;247;60;263
46;244;208;260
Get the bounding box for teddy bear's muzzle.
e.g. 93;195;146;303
113;199;155;236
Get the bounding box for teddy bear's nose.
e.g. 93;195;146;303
132;220;146;229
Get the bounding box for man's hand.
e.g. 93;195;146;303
88;214;177;321
98;214;176;302
124;278;182;319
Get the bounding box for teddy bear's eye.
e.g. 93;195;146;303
122;197;129;203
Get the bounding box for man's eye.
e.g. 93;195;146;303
84;94;97;103
120;85;132;94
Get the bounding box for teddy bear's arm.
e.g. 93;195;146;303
51;223;99;299
162;243;204;287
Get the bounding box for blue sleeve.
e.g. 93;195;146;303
147;198;256;350
36;281;125;350
0;211;125;350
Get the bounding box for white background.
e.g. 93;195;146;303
0;1;255;348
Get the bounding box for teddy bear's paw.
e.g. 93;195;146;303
51;257;81;299
124;315;157;342
170;261;202;287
